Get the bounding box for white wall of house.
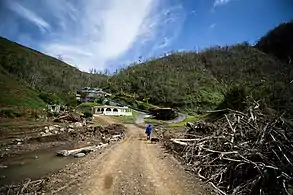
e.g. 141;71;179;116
93;107;132;116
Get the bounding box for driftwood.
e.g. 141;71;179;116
171;138;199;142
56;133;122;157
57;144;108;157
171;139;188;146
163;100;293;195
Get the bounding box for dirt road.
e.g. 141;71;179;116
66;124;208;195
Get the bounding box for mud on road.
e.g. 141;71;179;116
57;124;210;195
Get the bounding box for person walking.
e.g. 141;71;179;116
145;124;152;140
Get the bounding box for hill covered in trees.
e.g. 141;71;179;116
108;22;293;116
0;37;107;107
256;21;293;64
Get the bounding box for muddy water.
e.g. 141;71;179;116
0;147;76;186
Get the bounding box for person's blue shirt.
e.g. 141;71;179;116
145;125;152;134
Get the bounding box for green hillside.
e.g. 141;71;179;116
0;37;107;99
108;42;293;115
256;21;293;64
108;52;225;113
0;68;45;109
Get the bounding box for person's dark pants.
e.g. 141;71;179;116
146;132;151;140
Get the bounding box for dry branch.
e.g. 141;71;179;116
162;100;293;195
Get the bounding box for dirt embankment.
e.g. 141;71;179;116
0;122;127;193
0;123;125;160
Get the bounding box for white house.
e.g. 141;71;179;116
92;106;132;116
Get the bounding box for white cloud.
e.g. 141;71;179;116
52;0;155;71
2;0;184;72
7;2;51;32
214;0;233;7
44;0;184;71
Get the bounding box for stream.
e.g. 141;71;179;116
0;147;76;186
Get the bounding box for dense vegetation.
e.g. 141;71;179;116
107;42;293;116
0;67;45;109
0;37;107;107
256;21;293;64
107;53;225;114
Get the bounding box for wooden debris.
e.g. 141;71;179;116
56;145;107;157
163;100;293;195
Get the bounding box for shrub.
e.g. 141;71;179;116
84;111;93;118
217;85;248;111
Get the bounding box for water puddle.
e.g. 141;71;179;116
0;147;76;185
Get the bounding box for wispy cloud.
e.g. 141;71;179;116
158;37;170;48
213;0;233;7
7;2;51;33
1;0;184;72
209;23;217;29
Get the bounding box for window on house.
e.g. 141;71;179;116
106;108;111;112
113;108;118;112
101;108;104;112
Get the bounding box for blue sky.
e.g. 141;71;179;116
0;0;292;72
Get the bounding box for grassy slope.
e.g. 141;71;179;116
0;36;107;98
0;69;45;109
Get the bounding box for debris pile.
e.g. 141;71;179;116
101;124;125;137
165;102;293;195
54;124;125;158
1;124;126;159
53;112;83;123
39;122;86;137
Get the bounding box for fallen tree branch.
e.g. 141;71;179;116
161;100;293;195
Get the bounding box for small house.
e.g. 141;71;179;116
92;106;132;116
77;87;112;102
